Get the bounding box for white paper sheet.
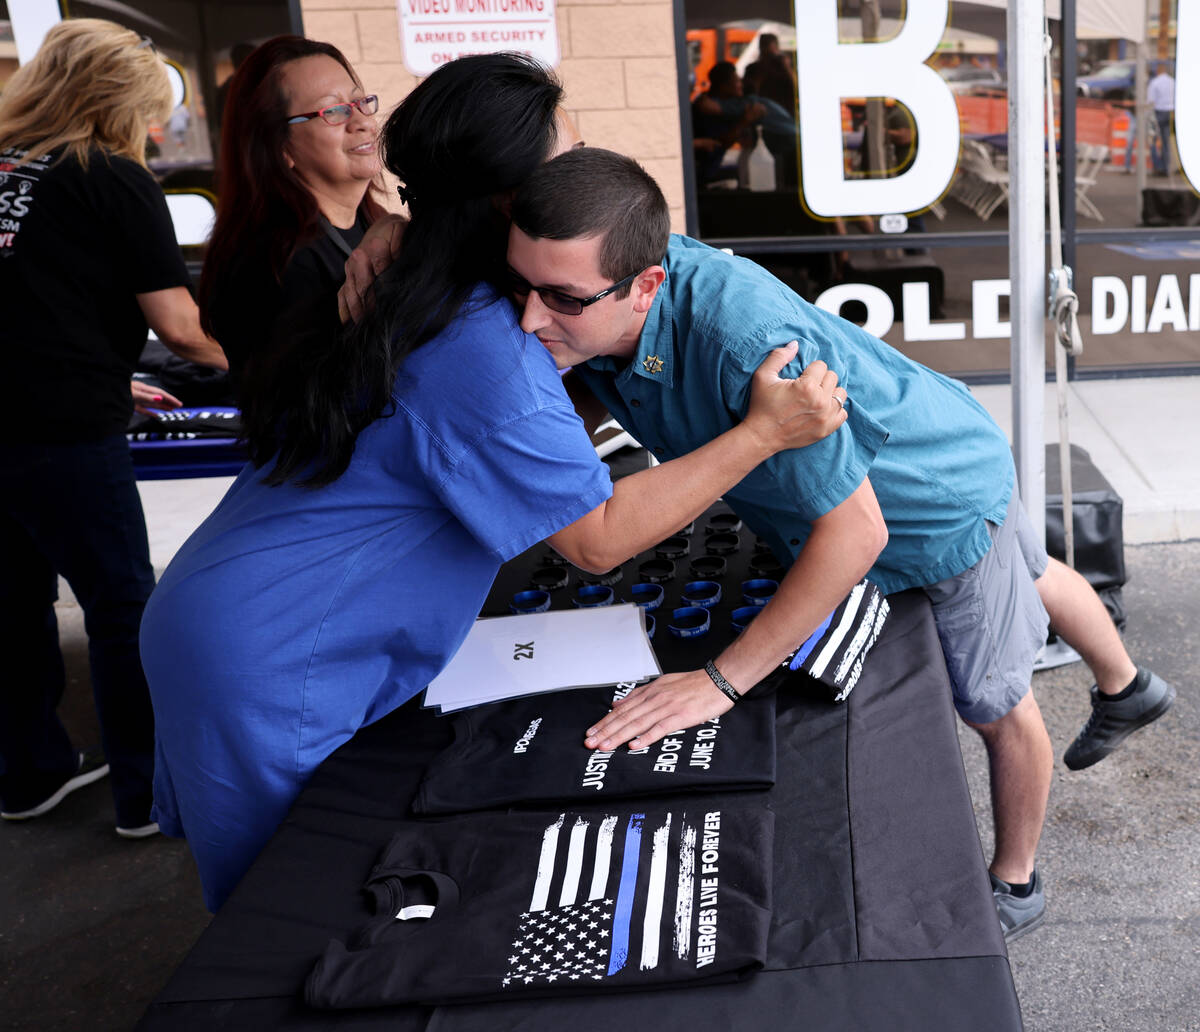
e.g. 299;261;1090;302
425;604;660;712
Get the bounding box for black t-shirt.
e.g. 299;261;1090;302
413;684;777;816
207;210;368;388
0;146;192;442
306;805;774;1007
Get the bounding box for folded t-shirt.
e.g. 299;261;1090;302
306;805;774;1007
413;683;776;815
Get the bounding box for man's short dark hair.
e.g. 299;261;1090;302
512;149;670;299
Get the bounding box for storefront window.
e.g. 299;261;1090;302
680;0;1198;378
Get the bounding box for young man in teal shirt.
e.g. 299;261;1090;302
506;148;1174;941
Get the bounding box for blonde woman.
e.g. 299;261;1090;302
0;19;226;837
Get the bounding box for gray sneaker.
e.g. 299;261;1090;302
990;869;1046;942
1063;668;1175;771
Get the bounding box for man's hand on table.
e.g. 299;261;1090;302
338;214;407;324
742;345;848;455
584;669;736;752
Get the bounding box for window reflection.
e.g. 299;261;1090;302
682;2;1199;376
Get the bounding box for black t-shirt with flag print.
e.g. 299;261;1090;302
306;805;774;1007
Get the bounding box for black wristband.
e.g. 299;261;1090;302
529;566;568;591
704;659;741;704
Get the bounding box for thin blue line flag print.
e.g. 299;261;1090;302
501;811;700;990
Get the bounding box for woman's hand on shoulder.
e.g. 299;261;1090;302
742;343;848;454
339;214;408;324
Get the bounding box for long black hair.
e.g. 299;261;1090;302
240;53;563;487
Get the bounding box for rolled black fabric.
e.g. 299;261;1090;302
412;683;776;815
305;806;774;1007
774;579;890;704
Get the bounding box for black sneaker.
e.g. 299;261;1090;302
990;869;1046;942
0;750;110;820
1063;669;1176;771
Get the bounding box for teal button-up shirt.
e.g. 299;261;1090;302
577;235;1014;593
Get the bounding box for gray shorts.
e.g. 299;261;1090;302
923;490;1050;725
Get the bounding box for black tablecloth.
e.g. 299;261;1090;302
139;512;1022;1031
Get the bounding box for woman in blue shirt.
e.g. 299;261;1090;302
139;54;846;912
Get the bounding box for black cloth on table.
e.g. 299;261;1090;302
138;587;1020;1030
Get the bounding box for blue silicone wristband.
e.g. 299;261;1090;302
681;580;722;608
742;578;779;606
730;605;762;633
668;605;710;638
573;584;614;608
630;582;665;610
511;589;552;614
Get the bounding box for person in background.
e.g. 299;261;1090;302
1147;62;1175;177
0;19;227;837
691;62;764;186
743;32;797;116
211;40;256;147
140;53;847;912
198;35;392;388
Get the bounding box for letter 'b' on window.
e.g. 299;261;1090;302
795;0;959;217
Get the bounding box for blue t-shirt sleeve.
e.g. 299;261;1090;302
761;398;889;519
434;403;613;563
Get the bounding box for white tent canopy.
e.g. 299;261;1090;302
960;0;1146;43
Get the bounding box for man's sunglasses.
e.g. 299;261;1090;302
286;95;379;127
506;267;642;317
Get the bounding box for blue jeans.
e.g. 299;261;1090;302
1153;109;1173;174
0;435;156;825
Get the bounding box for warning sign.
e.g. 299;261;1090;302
397;0;560;76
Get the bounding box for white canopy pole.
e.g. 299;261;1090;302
1008;0;1048;543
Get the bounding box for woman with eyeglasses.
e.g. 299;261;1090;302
140;53;846;911
199;36;388;387
0;19;226;838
